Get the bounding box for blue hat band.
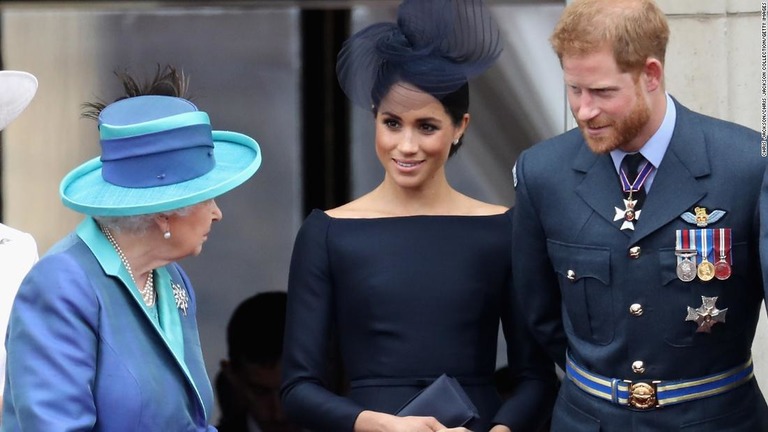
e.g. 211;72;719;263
100;123;215;188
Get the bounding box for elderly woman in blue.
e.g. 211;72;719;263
2;93;262;431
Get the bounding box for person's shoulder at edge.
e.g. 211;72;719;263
675;97;759;135
525;127;584;157
43;231;83;257
678;102;761;149
514;127;585;185
662;99;762;173
0;223;37;254
0;223;30;239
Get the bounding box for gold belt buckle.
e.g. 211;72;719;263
625;380;659;409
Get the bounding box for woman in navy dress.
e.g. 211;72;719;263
281;1;558;431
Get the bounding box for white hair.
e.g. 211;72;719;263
93;203;196;235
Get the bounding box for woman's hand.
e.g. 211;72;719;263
354;410;446;432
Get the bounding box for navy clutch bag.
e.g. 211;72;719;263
395;374;480;427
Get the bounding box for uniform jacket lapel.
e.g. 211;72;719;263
573;143;628;234
630;101;709;244
573;99;709;243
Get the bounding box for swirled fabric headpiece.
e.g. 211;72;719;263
336;0;502;110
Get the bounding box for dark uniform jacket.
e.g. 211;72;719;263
512;98;768;431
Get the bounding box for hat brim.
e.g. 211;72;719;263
60;130;261;216
0;71;38;131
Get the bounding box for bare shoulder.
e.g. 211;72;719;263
325;202;364;219
325;194;388;219
456;195;509;216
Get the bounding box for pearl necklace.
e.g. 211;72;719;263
100;225;156;307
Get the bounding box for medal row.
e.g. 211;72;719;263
675;228;732;282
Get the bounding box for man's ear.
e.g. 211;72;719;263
642;57;663;92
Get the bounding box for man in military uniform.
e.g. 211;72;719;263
512;0;768;429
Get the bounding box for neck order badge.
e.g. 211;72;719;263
613;153;653;231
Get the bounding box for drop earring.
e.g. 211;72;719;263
163;230;171;240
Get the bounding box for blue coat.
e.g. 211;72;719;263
513;98;768;430
2;218;216;431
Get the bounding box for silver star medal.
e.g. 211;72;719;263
685;296;727;333
614;198;641;230
172;282;189;316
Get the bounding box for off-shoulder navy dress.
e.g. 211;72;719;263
281;209;557;431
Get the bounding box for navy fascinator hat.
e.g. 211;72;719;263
336;0;503;110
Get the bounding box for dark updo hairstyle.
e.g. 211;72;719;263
439;83;470;157
337;0;501;158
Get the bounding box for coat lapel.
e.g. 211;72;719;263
77;218;208;419
157;265;209;419
573;100;709;244
630;102;709;244
573;143;630;236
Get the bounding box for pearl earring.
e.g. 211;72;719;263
452;139;459;145
163;230;171;240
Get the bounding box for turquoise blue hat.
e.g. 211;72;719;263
60;95;262;216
